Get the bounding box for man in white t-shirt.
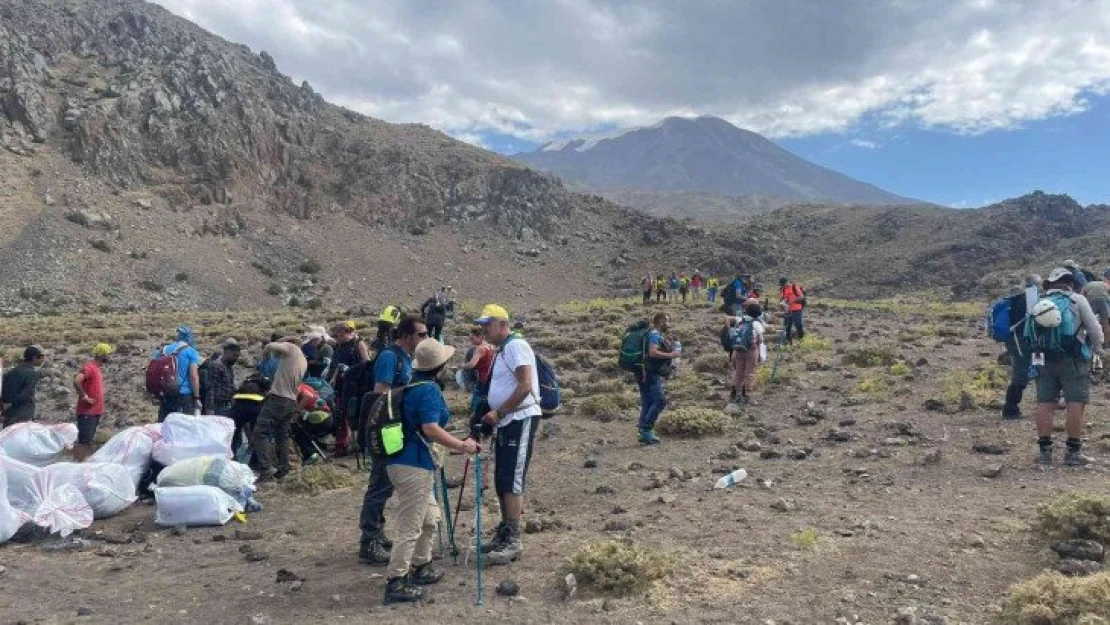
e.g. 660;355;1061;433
472;303;540;566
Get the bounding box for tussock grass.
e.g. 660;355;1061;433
278;464;361;496
938;362;1008;410
565;539;673;595
794;335;831;353
1035;492;1110;544
693;352;730;374
998;571;1110;625
843;346;899;368
656;407;728;437
578;394;638;417
790;528;818;549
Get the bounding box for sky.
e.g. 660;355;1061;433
153;0;1110;207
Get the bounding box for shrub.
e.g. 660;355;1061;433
939;362;1008;409
1035;492;1110;544
790;527;818;549
889;362;912;376
64;211;89;226
138;280;163;292
565;540;672;595
578;394;636;417
693;352;729;374
998;571;1110;625
279;464;361;495
252;261;275;278
857;374;889;396
843;346;899;368
174;272;189;282
655;407;728;437
298;259;321;274
89;239;112;253
304;297;323;310
795;335;831;353
267;284;282;296
129;250;148;260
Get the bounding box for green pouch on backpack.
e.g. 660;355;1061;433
381;422;405;456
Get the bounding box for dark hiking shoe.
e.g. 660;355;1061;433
638;429;661;445
477;522;508;554
273;469;289;481
359;539;391;565
255;468;278;483
383;576;426;604
1039;446;1054;466
410;562;444;585
1001;408;1023;420
1064;450;1093;467
380;536;393;549
486;533;521;566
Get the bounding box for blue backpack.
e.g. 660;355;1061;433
1023;292;1088;361
987;292;1028;343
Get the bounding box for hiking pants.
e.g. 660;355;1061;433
359;457;394;544
656;289;665;302
642;290;652;305
291;421;317;461
784;311;805;343
637;374;666;431
1;403;35;428
427;323;444;343
385;464;439;579
230;400;262;463
158;394;196;422
707;288;718;303
251;395;296;473
731;348;760;395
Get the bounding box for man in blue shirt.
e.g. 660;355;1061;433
639;313;680;445
152;326;202;422
359;315;426;565
383;338;479;604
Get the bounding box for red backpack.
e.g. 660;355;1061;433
146;344;186;399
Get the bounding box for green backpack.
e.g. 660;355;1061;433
618;321;651;373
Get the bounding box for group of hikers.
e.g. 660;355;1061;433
641;271;721;304
990;260;1108;466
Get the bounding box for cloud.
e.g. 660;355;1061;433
850;139;880;149
152;0;1110;144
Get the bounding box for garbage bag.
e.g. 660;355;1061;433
153;485;242;527
152;414;234;466
0;455;94;536
89;425;162;488
0;454;43;514
0;422;79;466
40;463;137;518
155;455;256;506
0;466;29;543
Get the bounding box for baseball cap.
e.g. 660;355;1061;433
24;345;44;360
475;304;510;325
343;320;357;331
92;343;115;357
1047;267;1074;283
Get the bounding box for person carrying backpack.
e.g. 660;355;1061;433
992;275;1040;419
707;276;719;303
150;326;203;422
691;271;704;300
641;275;654;305
230;373;270;465
421;288;451;343
667;273;680;302
328;321;369;455
726;301;766;405
679;274;690;303
1026;267;1104;466
375;305;403;351
637;312;680;445
654;275;667;302
1080;268;1110;350
779;277;806;344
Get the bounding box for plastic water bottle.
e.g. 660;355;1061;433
714;468;748;489
672;341;682;368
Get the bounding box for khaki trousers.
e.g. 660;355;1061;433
385;464;440;579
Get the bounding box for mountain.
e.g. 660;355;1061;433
515;116;922;219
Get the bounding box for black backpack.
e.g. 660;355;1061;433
349;349;405;462
364;382;431;459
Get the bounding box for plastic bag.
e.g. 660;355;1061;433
0;455;94;536
89;425;162;488
152;414;234;466
153;485;242;527
0;422;79;466
0;454;43;514
759;342;768;363
40;463;137;518
155;455;256;506
0;466;29;543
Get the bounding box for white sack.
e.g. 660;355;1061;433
153;485;242;527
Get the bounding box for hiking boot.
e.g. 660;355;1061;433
380;536;393;549
1064;450;1093;467
383;575;426;604
359;538;391;565
273;469;289;481
1001;407;1023;420
1038;446;1054;466
255;468;278;483
486;529;521;566
475;522;507;554
410;562;444;585
638;429;661;445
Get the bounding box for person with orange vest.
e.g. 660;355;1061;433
779;277;806;344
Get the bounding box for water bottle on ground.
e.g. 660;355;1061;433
714;468;748;489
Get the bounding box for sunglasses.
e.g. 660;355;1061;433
417;332;429;338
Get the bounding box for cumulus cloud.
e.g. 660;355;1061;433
153;0;1110;143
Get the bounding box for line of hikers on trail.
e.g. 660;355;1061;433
988;260;1107;466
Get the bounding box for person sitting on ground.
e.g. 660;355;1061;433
328;321;369;455
779;277;806;344
1030;267;1104;466
375;305;403;351
471;304;541;566
291;382;329;465
201;339;240;417
382;339;480;604
638;312;680;445
72;343;113;461
421;288;451;343
1081;269;1110;349
230;373;270;465
250;338;307;481
654;275;667;302
726;302;766;406
359;315;426;566
152;327;203;422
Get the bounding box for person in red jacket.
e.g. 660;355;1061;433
779;277;806;344
73;343;114;461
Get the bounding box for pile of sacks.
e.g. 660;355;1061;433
0;413;262;543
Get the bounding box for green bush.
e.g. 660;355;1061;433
305;297;323;310
298;259;321;274
174;272;189;282
1035;492;1110;544
252;261;276;277
267;284;282;296
693;352;729;374
138;280;163;292
89;239;112;253
64;211;89;227
843;346;899;368
565;540;672;595
578;394;637;417
998;571;1110;625
656;407;728;437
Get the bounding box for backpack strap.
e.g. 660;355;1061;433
495;335;540;408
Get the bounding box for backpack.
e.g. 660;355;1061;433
364;382;430;458
729;318;756;352
619;321;651;373
350;349;405;456
987;293;1027;342
303;376;336;409
1023;292;1086;361
146;344;187;399
197;358;213;403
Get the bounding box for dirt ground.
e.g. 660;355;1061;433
0;297;1107;625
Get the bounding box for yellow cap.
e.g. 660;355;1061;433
475;304;510;325
92;343;115;357
344;320;357;331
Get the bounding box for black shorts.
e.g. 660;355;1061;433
76;414;101;445
494;416;539;496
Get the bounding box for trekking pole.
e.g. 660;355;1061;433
475;453;484;606
450;457;471;543
770;331;787;384
433;473;445;558
439;466;458;563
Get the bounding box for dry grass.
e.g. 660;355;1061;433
1035;492;1110;544
843;346;899;368
656;407;728;437
938;362;1009;410
565;539;673;595
998;571;1110;625
277;464;362;496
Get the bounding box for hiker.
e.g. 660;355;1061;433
201;339;240;416
654;275;667;302
707;276;720;303
421;287;451;343
779;277;806;344
375;305;402;351
691;271;704;300
461;327;495;422
230;373;270;464
381;338;480;604
641;275;653;305
1081;269;1110;348
302;327;334;378
1028;267;1104;465
470;304;541;566
722;275;746;315
667;273;680;302
997;275;1041;419
359;315;426;565
1;345;44;428
256;333;282;380
250;338;307;481
329;321;369;455
726;302;766;406
638;312;680;445
152;327;203;422
1062;259;1092;289
72;343;113;461
679;273;690;303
